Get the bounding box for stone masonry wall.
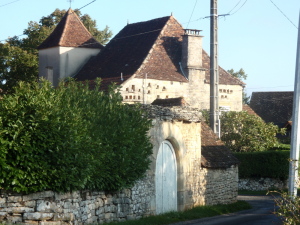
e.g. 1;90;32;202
238;178;288;191
198;166;239;205
0;176;154;225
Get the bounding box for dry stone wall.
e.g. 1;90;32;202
238;178;288;191
0;176;155;225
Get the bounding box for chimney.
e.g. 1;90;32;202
181;29;203;74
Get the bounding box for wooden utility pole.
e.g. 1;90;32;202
210;0;220;137
289;11;300;197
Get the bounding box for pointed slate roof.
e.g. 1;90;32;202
74;15;244;87
38;8;103;50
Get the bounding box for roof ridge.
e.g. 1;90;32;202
58;8;72;46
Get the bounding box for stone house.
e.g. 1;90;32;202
1;8;242;224
38;8;244;110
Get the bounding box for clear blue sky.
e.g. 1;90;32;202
1;0;299;98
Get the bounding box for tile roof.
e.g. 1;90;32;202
201;122;239;168
38;8;103;50
202;50;245;86
250;91;293;127
74;15;244;87
242;104;259;117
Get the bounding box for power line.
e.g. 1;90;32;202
269;0;298;29
0;0;21;8
229;0;247;15
227;0;242;14
186;0;198;29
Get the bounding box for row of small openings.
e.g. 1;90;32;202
148;81;174;87
219;89;233;94
147;84;167;91
126;85;141;92
124;95;141;100
157;95;169;99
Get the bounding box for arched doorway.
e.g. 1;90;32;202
155;140;177;214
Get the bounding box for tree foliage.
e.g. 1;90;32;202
0;79;152;193
221;111;286;152
227;68;250;104
0;9;112;94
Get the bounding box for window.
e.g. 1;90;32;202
132;85;135;91
46;67;53;83
148;90;151;94
138;96;141;100
157;95;160;99
166;95;169;99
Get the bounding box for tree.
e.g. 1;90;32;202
227;68;250;104
221;111;286;152
0;9;112;94
0;79;152;193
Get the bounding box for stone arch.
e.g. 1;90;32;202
149;120;188;213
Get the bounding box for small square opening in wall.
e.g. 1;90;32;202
148;90;151;94
156;85;159;89
125;96;128;99
138;89;141;92
126;88;129;91
133;96;136;99
162;86;166;91
138;96;141;100
148;83;151;87
157;95;160;99
166;95;169;99
132;85;135;91
230;90;233;93
129;96;132;99
219;89;222;92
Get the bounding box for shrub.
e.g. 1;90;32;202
0;79;152;193
221;111;285;152
234;151;290;180
274;192;300;224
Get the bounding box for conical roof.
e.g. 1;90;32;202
38;8;103;50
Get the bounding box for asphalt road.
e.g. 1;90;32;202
170;195;282;225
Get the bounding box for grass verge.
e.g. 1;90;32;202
103;200;251;225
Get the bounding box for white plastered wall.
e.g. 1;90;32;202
38;47;100;86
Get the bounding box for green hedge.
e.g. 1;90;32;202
0;79;152;193
234;151;290;180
